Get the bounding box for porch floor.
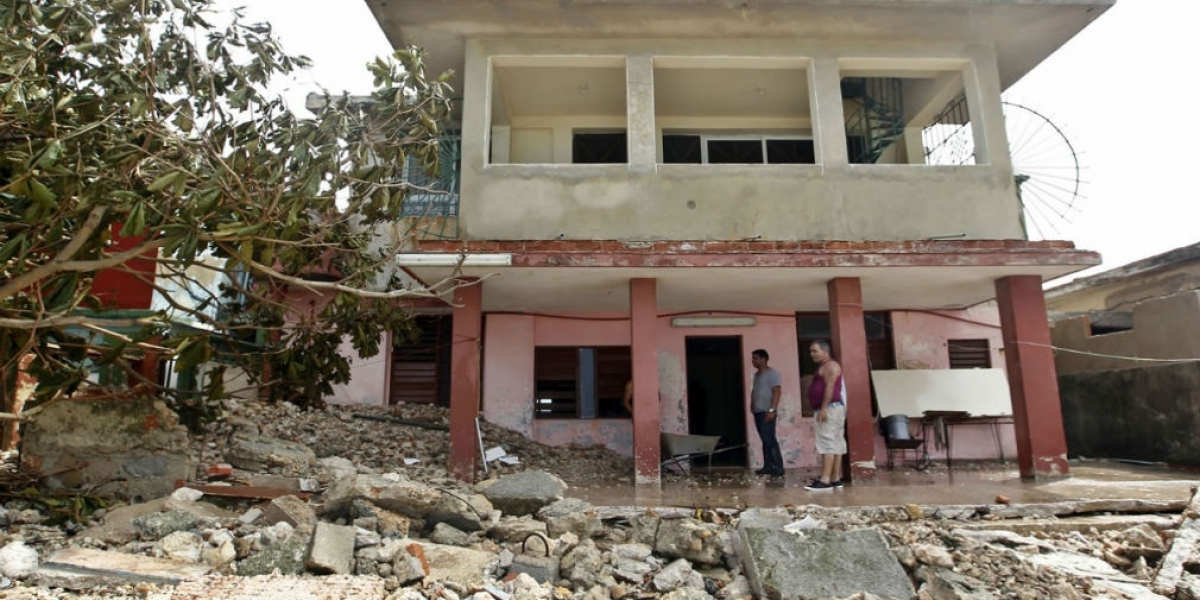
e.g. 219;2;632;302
566;460;1199;509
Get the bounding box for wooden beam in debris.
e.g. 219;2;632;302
176;482;310;501
1152;485;1200;596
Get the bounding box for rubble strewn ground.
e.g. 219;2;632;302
0;399;1196;600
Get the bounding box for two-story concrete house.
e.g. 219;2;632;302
351;0;1108;484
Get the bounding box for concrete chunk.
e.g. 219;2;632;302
306;522;356;575
738;526;915;600
262;494;317;531
34;547;211;589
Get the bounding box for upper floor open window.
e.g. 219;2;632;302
839;59;980;166
655;57;814;165
488;57;627;165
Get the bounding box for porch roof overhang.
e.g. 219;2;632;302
400;240;1100;313
365;0;1112;94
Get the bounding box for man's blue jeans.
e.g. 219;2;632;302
753;411;784;474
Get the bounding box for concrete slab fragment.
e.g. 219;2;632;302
169;574;386;599
738;526;914;600
35;547;211;589
960;514;1177;535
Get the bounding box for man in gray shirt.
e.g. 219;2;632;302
750;349;784;477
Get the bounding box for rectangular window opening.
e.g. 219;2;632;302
948;339;991;369
535;346;631;419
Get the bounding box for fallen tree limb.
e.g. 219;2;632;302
1152;484;1200;596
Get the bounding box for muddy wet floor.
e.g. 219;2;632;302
567;461;1200;508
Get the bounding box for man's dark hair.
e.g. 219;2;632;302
752;349;769;361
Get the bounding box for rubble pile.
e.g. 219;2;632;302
0;400;1194;600
191;399;636;486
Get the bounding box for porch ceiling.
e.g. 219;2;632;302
399;240;1100;312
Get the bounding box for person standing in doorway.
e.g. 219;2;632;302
750;349;784;477
805;340;846;491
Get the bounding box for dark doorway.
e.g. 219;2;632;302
684;336;747;466
390;315;453;407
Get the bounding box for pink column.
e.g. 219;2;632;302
449;278;483;482
828;278;876;480
630;278;661;486
996;275;1070;478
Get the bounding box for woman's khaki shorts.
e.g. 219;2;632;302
813;403;847;455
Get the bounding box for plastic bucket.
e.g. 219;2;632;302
882;414;910;440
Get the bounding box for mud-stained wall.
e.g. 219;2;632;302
889;306;1004;370
1059;362;1200;466
1051;291;1200;376
479;312;818;466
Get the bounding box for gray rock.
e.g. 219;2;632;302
654;557;699;591
349;499;412;538
393;550;427;585
262;495;316;531
20;397;191;501
561;539;611;589
131;510;201;540
226;432;317;475
612;543;654;561
430;522;472;547
159;531;203;563
355;527;382;549
0;541;39;578
480;471;566;516
491;515;548;543
663;589;717;600
655;518;725;566
325;474;442;519
305;522;356;575
630;513;661;546
538;498;602;538
236;535;308;576
427;492;493;533
915;567;999;600
738;526;915;600
1120;524;1164;550
723;575;754;600
913;543;955;568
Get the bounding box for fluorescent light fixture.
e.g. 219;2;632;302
395;253;512;267
671;316;757;328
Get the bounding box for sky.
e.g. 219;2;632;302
217;0;1199;281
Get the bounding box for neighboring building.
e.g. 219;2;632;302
1048;242;1200;466
348;0;1108;483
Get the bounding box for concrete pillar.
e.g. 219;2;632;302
810;57;848;168
964;45;1012;172
995;275;1070;478
449;278;483;482
626;55;656;171
630;278;661;486
827;277;876;479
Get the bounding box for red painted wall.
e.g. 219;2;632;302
92;226;157;310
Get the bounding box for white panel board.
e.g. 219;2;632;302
871;368;1012;418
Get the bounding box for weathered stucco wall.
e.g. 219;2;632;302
890;306;1004;370
1051;291;1200;375
458;38;1021;242
479;311;816;466
1059;362;1200;466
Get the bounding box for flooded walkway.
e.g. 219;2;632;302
567;460;1199;509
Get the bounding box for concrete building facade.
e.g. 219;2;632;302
351;0;1110;483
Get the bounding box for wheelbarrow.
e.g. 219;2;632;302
659;432;745;474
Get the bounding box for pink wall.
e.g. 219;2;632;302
480;311;819;468
885;306;1014;462
889;306;1004;370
